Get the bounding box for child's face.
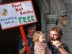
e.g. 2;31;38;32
39;35;46;43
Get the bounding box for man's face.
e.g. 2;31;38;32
28;26;36;36
49;31;59;40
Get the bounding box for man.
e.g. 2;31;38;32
18;23;37;54
48;26;71;54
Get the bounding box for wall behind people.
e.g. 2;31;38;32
60;0;72;52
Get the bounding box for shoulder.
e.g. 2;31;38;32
62;43;69;48
62;43;71;53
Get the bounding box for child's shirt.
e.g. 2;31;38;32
34;42;52;54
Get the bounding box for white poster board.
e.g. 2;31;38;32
0;1;37;29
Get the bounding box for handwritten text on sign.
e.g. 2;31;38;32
0;1;37;29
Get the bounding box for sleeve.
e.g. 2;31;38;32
18;38;24;50
18;35;27;54
63;43;71;53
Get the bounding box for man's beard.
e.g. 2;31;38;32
50;37;60;41
49;37;56;41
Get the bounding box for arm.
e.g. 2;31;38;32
19;39;27;54
18;35;26;54
19;47;26;54
63;44;71;53
19;41;27;54
52;40;70;54
59;47;69;54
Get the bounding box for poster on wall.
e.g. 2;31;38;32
0;1;37;29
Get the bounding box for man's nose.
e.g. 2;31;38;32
53;35;54;38
52;34;54;38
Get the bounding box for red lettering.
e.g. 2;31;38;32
15;8;18;11
19;10;33;15
12;3;22;7
26;12;28;14
20;3;22;6
23;12;25;14
17;5;19;7
15;7;23;12
20;11;25;15
31;11;33;13
21;7;23;10
12;4;14;7
20;12;23;15
28;10;31;13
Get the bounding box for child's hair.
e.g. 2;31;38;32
33;31;45;42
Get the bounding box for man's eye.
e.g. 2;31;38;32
54;34;57;36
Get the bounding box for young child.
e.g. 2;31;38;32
33;31;52;54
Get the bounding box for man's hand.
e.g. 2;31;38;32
52;40;63;48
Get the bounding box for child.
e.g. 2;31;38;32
33;31;52;54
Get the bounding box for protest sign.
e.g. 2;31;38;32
0;1;37;29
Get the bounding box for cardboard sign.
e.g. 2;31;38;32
0;1;37;29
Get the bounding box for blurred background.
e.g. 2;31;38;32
0;0;72;54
